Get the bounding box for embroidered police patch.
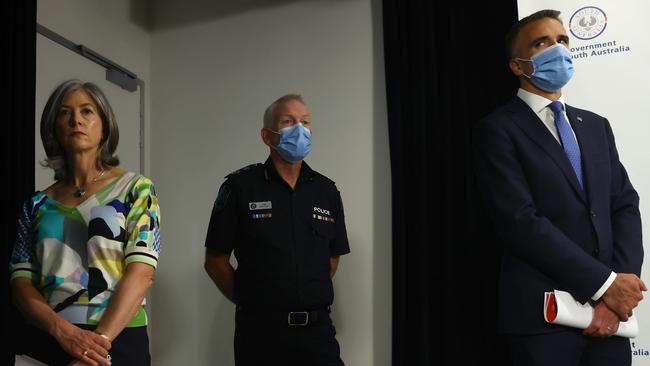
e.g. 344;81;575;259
214;183;231;212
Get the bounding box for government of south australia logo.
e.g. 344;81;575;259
569;6;607;40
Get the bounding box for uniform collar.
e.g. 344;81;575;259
263;156;314;184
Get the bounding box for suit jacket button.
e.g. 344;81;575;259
590;210;597;217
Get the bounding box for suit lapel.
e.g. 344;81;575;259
507;97;587;202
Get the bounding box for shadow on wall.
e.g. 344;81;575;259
128;0;151;30
130;0;353;30
206;296;236;362
370;0;392;364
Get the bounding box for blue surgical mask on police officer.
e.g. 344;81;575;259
267;123;312;163
516;43;574;92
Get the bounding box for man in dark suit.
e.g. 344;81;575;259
473;9;646;366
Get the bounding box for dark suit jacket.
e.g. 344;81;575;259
473;96;643;334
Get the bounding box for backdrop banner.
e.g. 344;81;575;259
517;1;650;363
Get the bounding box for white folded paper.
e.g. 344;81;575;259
543;290;638;338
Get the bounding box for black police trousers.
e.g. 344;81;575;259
234;308;344;366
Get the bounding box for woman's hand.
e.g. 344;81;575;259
52;319;112;366
11;278;111;365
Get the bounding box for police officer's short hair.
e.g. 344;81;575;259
263;94;306;129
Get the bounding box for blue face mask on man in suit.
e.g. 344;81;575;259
517;43;574;92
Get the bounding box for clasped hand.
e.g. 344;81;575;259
53;323;112;366
584;273;646;338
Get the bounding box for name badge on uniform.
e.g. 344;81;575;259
313;207;335;222
249;201;272;210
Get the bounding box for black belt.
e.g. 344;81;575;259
236;306;330;326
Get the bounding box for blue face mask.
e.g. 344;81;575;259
267;123;312;163
517;43;574;92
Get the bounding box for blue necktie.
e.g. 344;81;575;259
548;101;583;190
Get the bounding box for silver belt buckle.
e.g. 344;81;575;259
288;311;309;326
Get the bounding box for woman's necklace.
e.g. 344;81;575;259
74;169;106;197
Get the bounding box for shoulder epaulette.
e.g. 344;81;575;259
312;171;336;186
225;163;263;179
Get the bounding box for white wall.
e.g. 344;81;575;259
148;0;391;365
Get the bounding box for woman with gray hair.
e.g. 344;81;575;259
10;80;161;365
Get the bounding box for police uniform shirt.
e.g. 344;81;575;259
205;158;350;310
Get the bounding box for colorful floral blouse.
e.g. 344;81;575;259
10;172;161;326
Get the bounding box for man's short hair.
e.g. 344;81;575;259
505;9;562;58
263;94;305;130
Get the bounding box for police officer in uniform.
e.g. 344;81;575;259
204;94;350;366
